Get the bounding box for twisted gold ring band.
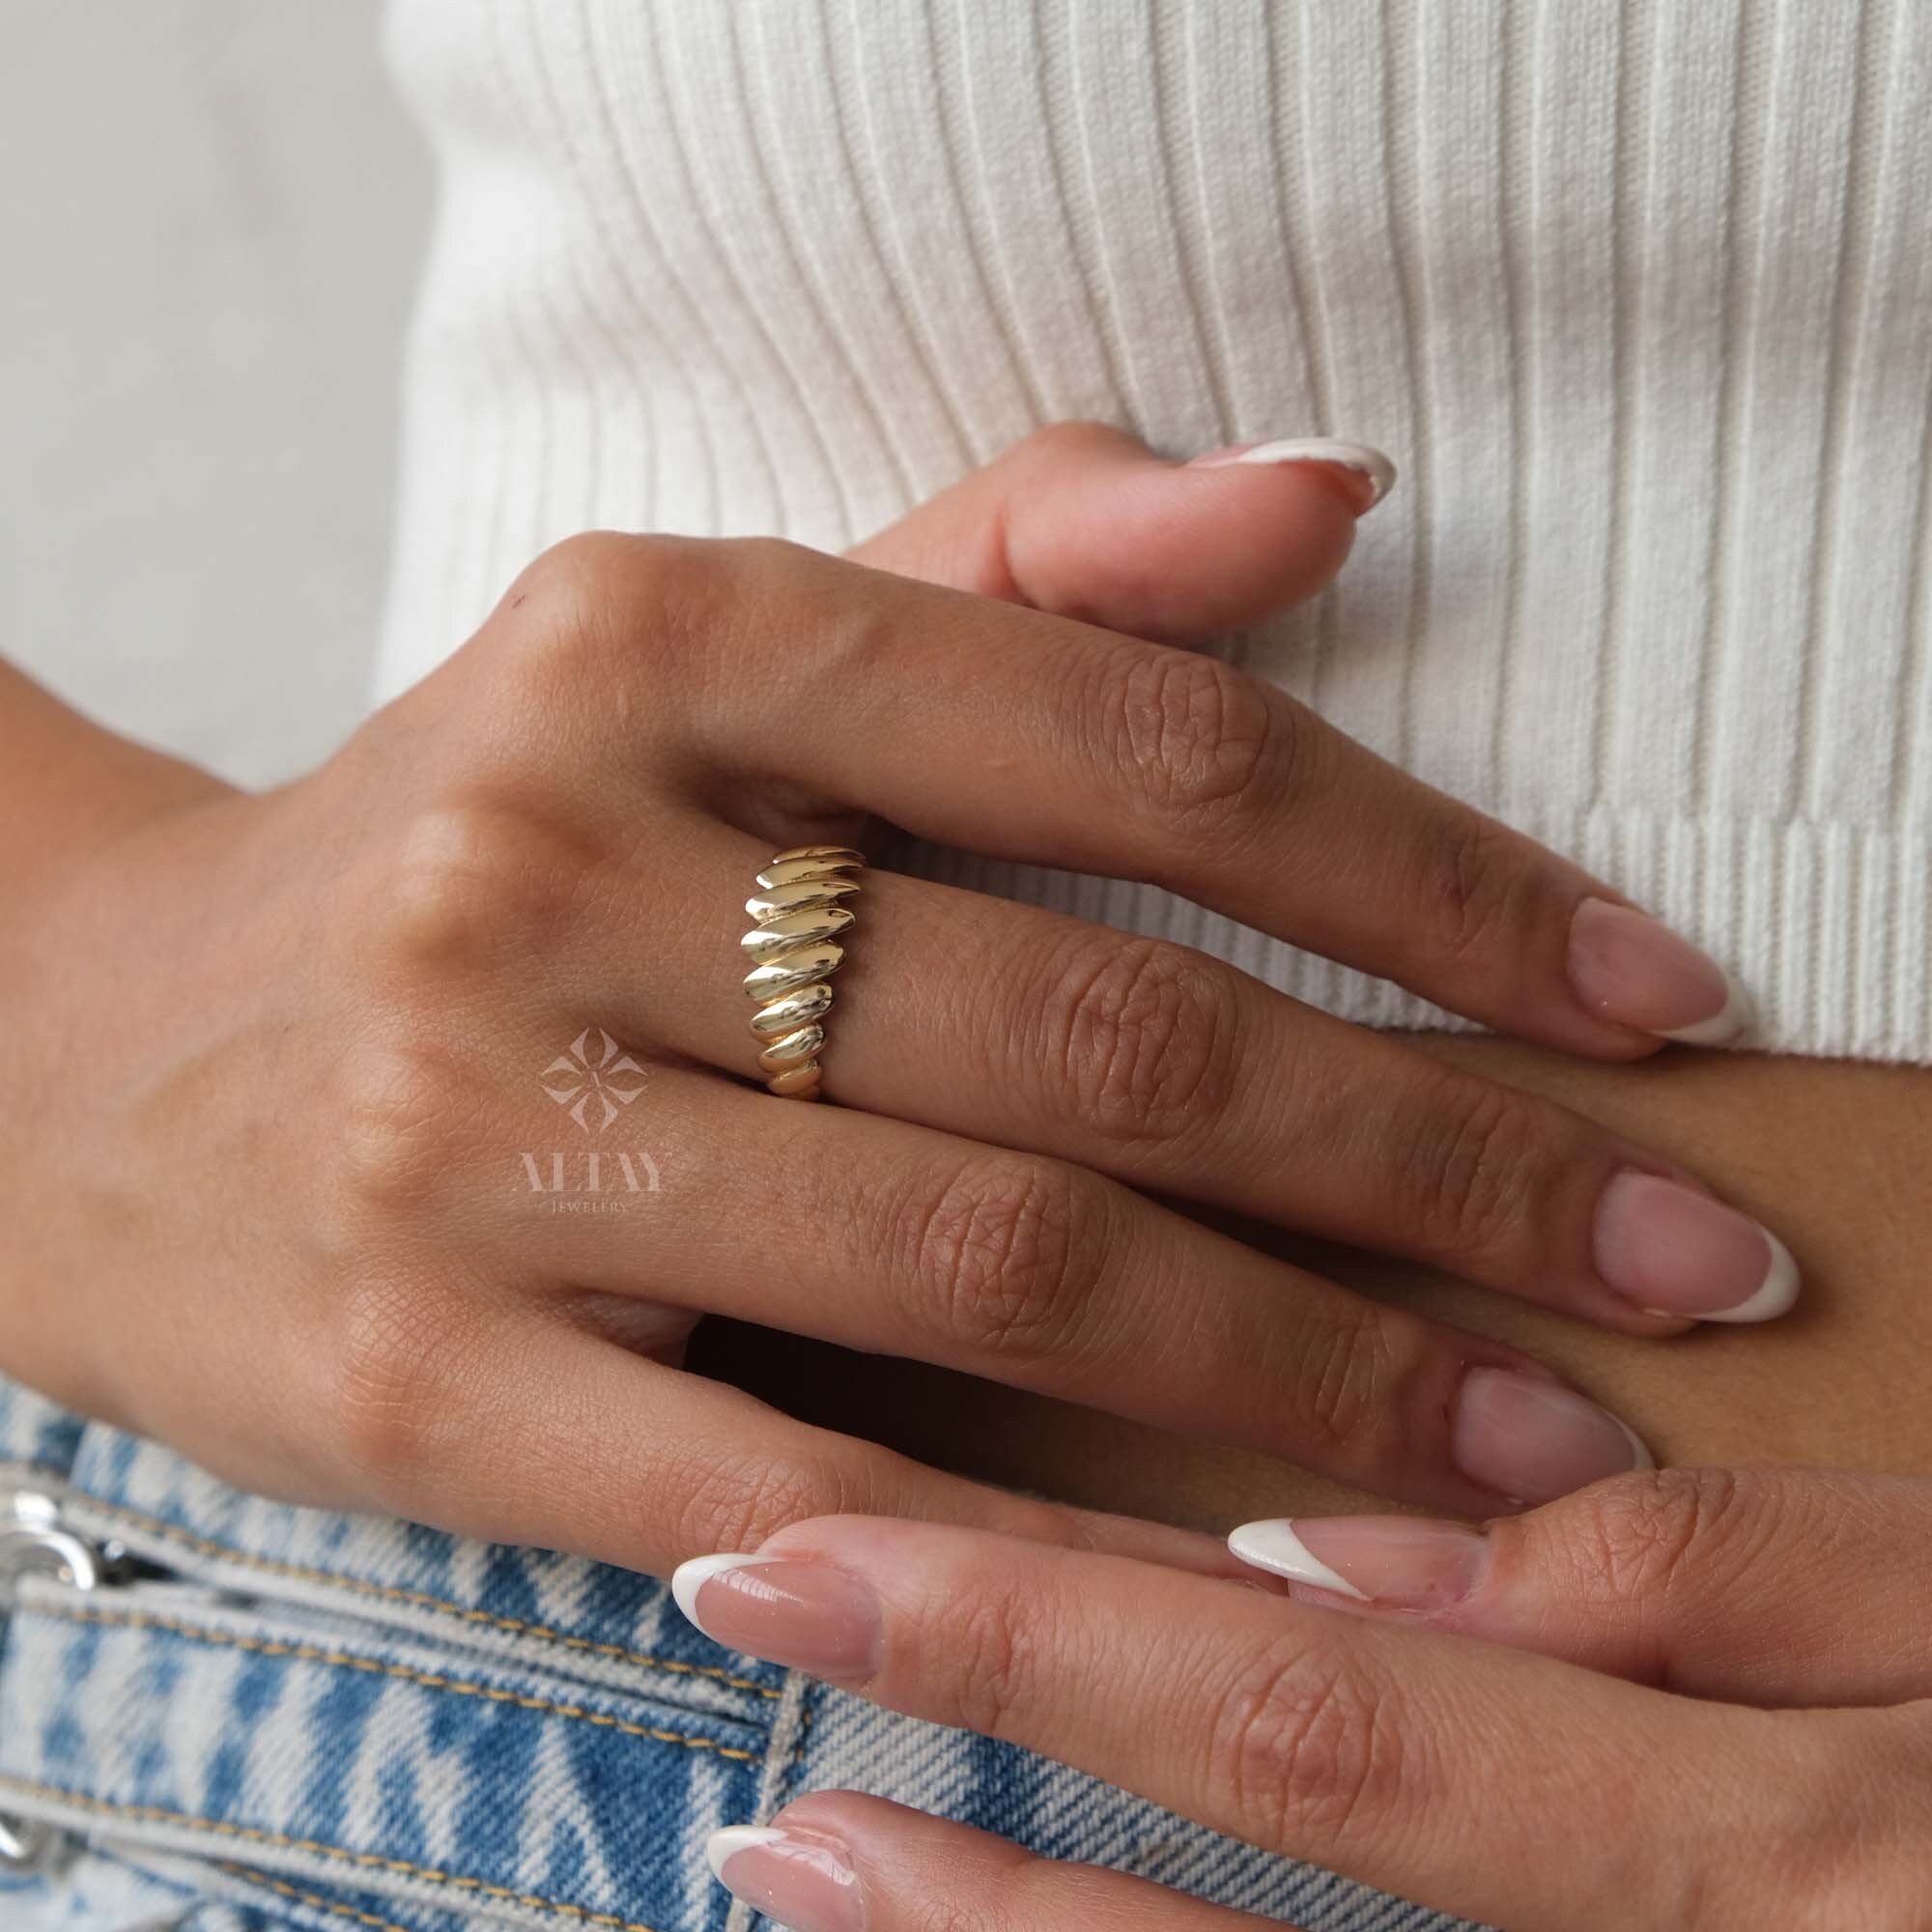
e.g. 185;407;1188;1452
741;844;865;1099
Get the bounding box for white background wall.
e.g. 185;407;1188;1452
1;1;431;786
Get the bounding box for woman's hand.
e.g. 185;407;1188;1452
678;1470;1931;1928
1;425;1788;1579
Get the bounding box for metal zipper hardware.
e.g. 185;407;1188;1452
0;1489;131;1877
0;1491;109;1596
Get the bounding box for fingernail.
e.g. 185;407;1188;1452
1594;1171;1801;1322
1451;1366;1653;1506
1229;1516;1489;1609
671;1553;881;1680
1567;897;1749;1044
707;1824;864;1932
1186;436;1398;510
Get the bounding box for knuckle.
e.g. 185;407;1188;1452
891;1153;1100;1363
1402;1072;1546;1268
1107;647;1280;840
669;1449;850;1557
330;1034;477;1219
1034;932;1236;1147
493;530;725;689
1203;1637;1406;1849
497;531;636;662
1292;1299;1402;1468
324;1270;466;1498
371;798;590;972
1411;811;1540;969
943;1585;1052;1743
1564;1467;1745;1611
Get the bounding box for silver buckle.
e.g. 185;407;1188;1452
0;1490;110;1877
0;1491;103;1599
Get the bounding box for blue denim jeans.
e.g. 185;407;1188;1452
0;1376;1474;1931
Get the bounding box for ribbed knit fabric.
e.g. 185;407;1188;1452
375;0;1932;1063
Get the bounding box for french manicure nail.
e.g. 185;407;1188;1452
1186;436;1398;509
1451;1366;1653;1505
1229;1516;1489;1609
1594;1171;1800;1321
707;1824;864;1932
670;1553;882;1680
1567;897;1749;1044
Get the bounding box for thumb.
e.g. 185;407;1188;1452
1229;1467;1932;1707
846;420;1394;643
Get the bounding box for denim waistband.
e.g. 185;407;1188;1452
0;1377;1477;1932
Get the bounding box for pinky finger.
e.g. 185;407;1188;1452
371;1306;1244;1582
707;1792;1279;1932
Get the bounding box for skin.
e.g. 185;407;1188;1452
0;423;1793;1582
724;1039;1932;1527
4;421;1924;1918
685;1481;1932;1927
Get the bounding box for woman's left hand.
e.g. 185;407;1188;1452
675;1469;1932;1928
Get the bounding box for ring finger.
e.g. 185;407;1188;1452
582;816;1798;1337
526;1062;1651;1514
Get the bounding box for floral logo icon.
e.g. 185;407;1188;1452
540;1028;648;1133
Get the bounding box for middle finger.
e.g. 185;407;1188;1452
537;1064;1652;1513
593;819;1799;1336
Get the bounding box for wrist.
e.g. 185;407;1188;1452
0;660;234;906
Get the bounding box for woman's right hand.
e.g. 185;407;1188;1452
0;425;1796;1577
681;1471;1932;1931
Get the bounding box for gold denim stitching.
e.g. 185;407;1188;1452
25;1602;757;1763
216;1861;412;1932
0;1776;662;1932
56;1489;780;1698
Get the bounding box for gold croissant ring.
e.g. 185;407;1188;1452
741;844;865;1099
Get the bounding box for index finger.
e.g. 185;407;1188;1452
673;1517;1840;1930
659;538;1744;1058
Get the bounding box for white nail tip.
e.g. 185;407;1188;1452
1658;973;1752;1046
706;1825;785;1886
1700;1228;1802;1324
1230;438;1398;506
1226;1520;1370;1600
670;1551;768;1632
1613;1415;1657;1472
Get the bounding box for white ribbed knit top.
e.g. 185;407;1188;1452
375;0;1932;1063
